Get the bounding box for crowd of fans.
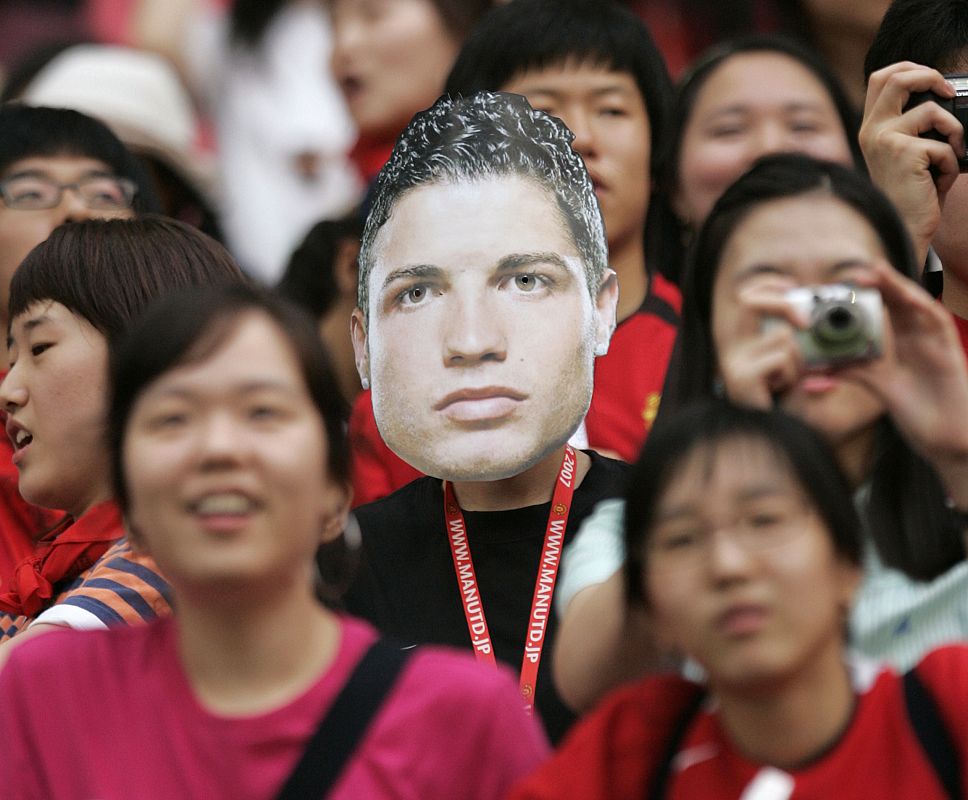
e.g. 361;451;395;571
1;0;968;797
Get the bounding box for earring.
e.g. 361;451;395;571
593;342;608;357
360;376;370;390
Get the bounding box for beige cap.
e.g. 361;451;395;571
22;44;218;205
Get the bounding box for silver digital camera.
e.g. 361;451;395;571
765;284;883;368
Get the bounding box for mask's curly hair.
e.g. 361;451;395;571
358;91;608;319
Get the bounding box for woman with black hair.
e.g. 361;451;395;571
0;216;244;660
554;154;968;709
0;283;548;798
653;34;861;285
514;400;968;799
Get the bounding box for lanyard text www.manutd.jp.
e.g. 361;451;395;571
443;445;577;714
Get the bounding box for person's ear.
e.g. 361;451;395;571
593;268;619;356
350;308;370;391
320;482;353;544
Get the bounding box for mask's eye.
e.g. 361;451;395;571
514;274;540;292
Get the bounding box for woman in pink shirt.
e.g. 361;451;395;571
0;282;548;799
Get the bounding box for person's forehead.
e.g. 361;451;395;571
141;314;309;398
664;436;794;501
504;58;643;95
372;176;585;272
1;154;115;181
698;51;833;109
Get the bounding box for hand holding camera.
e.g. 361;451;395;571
831;262;968;485
906;73;968;173
860;63;965;265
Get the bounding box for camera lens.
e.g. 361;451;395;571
813;301;861;344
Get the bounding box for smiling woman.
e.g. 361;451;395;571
0;216;244;654
0;284;549;799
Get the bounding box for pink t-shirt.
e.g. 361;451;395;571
0;615;549;799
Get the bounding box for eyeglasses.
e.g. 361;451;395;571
0;174;137;211
647;495;813;571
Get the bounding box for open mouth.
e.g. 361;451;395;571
5;418;33;451
189;493;257;516
340;75;365;103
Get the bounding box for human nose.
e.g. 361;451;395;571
704;527;755;585
568;108;599;159
58;187;98;223
442;292;507;366
0;362;27;413
332;15;364;66
196;412;244;468
751;120;798;160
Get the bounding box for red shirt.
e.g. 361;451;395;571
584;273;680;462
510;647;968;800
0;369;64;590
348;390;423;508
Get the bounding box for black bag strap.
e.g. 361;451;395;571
275;640;412;800
639;290;680;328
644;687;706;800
903;668;963;800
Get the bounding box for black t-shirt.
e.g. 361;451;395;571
344;451;630;743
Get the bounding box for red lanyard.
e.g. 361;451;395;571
443;445;578;714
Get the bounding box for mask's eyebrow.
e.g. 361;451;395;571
495;251;574;275
380;264;445;293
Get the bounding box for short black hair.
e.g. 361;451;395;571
0;104;160;213
624;399;863;607
9;215;244;344
108;283;350;511
358;91;607;318
865;0;968;77
661;152;963;582
445;0;672;186
277;214;363;319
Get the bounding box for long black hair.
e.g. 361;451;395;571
661;153;964;581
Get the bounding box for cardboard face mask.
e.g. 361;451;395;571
352;92;616;482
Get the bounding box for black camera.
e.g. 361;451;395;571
906;73;968;172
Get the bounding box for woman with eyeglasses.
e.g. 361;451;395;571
0;283;548;798
553;154;968;711
0;216;243;662
512;400;968;799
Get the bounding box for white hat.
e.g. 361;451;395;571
22;44;218;205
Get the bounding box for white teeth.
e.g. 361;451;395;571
14;430;31;448
194;494;253;515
